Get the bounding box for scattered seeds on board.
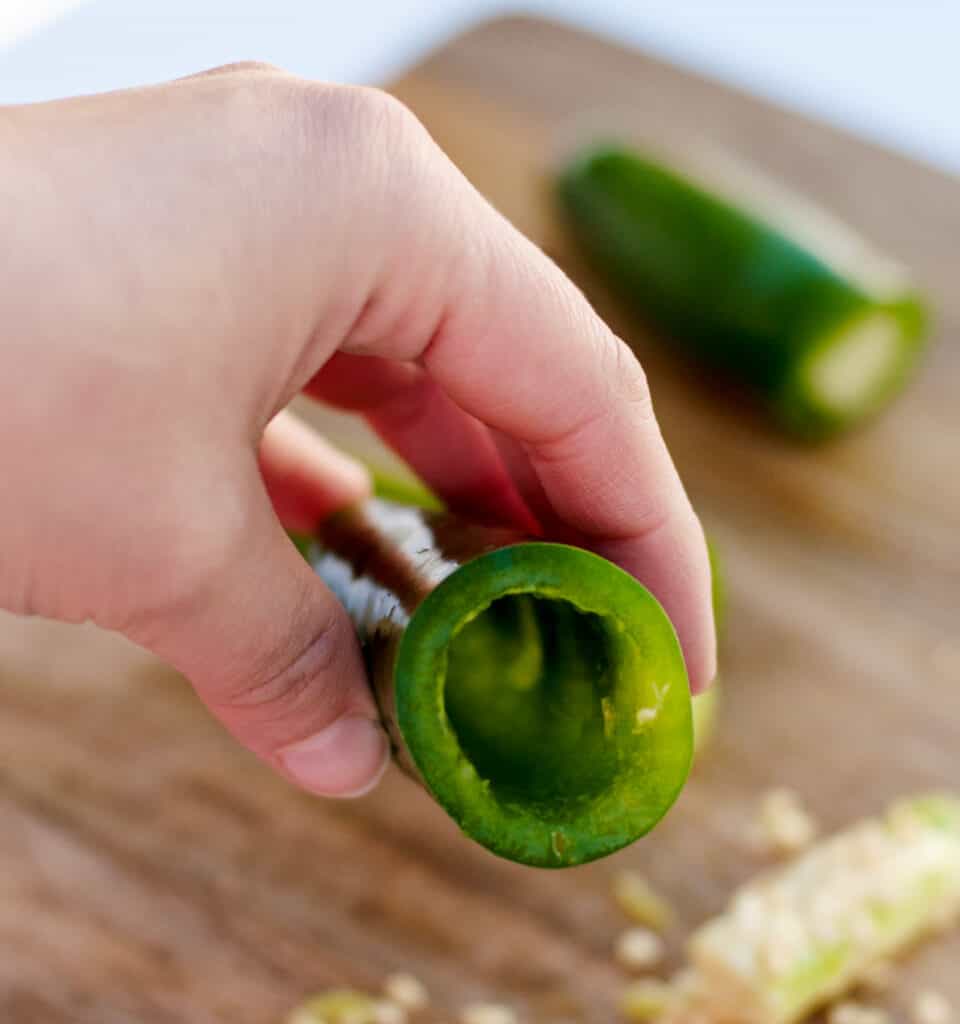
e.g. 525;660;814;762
911;990;954;1024
383;973;429;1012
287;990;402;1024
612;870;674;931
620;978;678;1021
828;1002;892;1024
754;788;818;856
615;927;665;971
373;1002;407;1024
458;1004;518;1024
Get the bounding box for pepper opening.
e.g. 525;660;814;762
804;312;901;415
443;594;636;807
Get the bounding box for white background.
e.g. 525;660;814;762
2;0;959;175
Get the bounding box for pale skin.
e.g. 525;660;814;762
0;64;715;799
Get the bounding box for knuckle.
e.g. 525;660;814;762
605;336;654;417
296;84;423;156
345;86;423;140
304;85;434;205
209;60;283;76
181;63;307;161
538;334;654;459
626;492;673;539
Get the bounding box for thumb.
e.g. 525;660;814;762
134;457;389;799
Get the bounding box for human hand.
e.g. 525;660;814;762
0;64;715;798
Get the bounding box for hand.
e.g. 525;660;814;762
0;64;715;798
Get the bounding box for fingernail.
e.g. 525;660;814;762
279;715;389;798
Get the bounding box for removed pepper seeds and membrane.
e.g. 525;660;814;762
287;796;959;1024
857;960;895;995
668;795;960;1024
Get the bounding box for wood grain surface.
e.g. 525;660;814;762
2;16;958;1024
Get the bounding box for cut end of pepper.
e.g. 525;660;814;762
782;300;928;438
557;142;930;441
395;543;693;868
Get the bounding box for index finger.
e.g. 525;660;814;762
343;158;715;690
445;224;715;693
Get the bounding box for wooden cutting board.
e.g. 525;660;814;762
1;16;958;1024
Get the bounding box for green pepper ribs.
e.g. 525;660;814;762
557;144;928;438
306;499;693;868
